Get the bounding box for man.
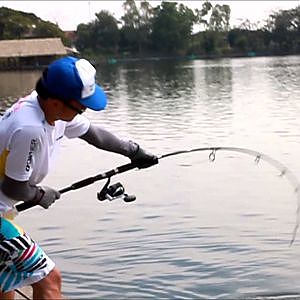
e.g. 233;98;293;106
0;56;158;299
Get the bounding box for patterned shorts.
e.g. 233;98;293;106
0;217;55;293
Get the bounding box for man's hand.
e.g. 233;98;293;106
130;144;158;169
37;186;61;209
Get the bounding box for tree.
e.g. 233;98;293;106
32;21;65;40
75;23;91;53
93;11;120;54
0;7;67;41
191;2;231;55
194;2;230;32
228;29;247;52
76;11;119;55
0;7;29;39
209;4;231;32
150;2;196;55
0;22;4;39
194;1;213;29
237;19;262;31
120;0;153;54
265;5;300;53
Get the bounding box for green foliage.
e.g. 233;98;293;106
191;1;231;56
228;29;248;51
150;2;196;55
32;21;66;41
0;6;68;44
74;0;298;59
93;11;120;53
75;23;92;53
209;4;231;31
2;2;300;60
75;11;119;55
265;5;300;53
194;1;230;31
195;30;228;55
120;0;153;54
0;7;34;38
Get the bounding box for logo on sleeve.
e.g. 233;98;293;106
25;139;37;172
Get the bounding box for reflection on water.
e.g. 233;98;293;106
0;69;41;98
0;69;41;113
1;56;300;299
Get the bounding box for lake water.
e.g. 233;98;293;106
1;55;300;299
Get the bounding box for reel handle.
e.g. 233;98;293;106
123;194;136;202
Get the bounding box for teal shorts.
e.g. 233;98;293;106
0;217;55;292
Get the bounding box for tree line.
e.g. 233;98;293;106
0;7;69;45
1;1;300;61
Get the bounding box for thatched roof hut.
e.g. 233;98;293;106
0;38;71;69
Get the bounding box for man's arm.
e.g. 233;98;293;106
1;176;60;209
79;124;158;169
79;124;138;157
1;175;37;202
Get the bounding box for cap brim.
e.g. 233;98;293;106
79;84;107;111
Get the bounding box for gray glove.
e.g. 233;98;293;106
130;143;158;169
37;186;61;209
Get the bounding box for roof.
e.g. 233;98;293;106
0;38;67;58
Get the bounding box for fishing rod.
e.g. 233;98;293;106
16;161;140;212
15;146;300;245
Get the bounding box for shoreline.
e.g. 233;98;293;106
0;52;299;71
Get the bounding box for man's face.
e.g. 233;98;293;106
57;99;87;121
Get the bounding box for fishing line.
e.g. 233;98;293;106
159;146;300;246
15;288;30;300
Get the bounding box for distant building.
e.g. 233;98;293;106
64;31;78;45
0;38;76;70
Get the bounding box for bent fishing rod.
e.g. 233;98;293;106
15;146;300;245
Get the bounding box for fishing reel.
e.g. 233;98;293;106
97;177;136;203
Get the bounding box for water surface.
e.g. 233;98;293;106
1;56;300;299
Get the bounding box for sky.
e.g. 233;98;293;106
1;1;299;31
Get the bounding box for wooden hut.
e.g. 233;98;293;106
0;38;69;70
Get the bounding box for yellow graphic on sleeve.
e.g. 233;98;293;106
0;149;21;222
0;149;9;178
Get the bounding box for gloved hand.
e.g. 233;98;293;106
37;186;61;209
130;143;158;169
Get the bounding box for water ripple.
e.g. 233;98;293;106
2;56;300;298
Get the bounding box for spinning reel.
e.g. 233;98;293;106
97;177;136;203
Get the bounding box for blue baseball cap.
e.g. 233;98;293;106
42;56;107;111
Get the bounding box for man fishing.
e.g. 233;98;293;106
0;56;158;299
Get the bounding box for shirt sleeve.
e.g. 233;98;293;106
64;114;91;139
5;126;42;181
79;124;138;157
